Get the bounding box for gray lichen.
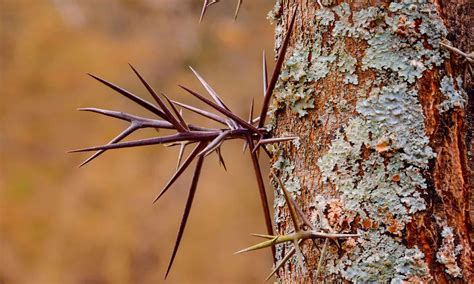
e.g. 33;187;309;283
438;75;466;113
436;226;463;278
329;231;429;283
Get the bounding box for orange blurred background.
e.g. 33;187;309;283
0;1;278;283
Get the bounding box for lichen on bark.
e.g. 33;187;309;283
268;0;472;282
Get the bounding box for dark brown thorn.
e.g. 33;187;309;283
180;85;262;135
252;137;297;153
87;73;168;120
262;50;268;97
246;136;275;260
262;145;272;158
162;94;189;131
233;0;243;22
272;173;300;230
258;7;298;128
79;125;135;167
165;153;205;279
172;100;227;125
69;132;215;153
216;147;227;171
153;142;206;204
129;64;188;133
198;130;229;157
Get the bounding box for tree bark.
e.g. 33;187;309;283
268;0;472;282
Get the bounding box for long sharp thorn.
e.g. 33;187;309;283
272;173;300;230
176;143;186;170
233;0;242;22
216;147;227;171
265;244;298;281
199;0;209;23
251;233;276;239
165;154;205;279
189;67;240;129
262;50;268;97
189;67;231;111
162;93;189;131
258;7;298;128
153;143;206;203
234;236;279;254
198;131;229;157
172;100;227;125
69;132;213;153
293;240;306;274
78;108;176;129
79;125;136;167
315;239;329;279
129;64;187;133
87;73;168;120
188;67;239;129
247;137;275;259
180;85;262;135
248;97;254;124
289;195;314;230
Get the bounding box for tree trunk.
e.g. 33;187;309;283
268;0;472;282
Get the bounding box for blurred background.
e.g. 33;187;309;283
0;1;277;283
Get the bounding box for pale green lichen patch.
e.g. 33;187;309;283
438;75;466;113
328;231;429;282
436;226;463;278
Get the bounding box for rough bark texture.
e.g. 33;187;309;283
268;0;472;282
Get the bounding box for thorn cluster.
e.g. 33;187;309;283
71;7;298;279
236;173;359;281
200;0;243;23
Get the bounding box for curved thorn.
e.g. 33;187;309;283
87;73;168;120
258;7;298;128
165;154;205;279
